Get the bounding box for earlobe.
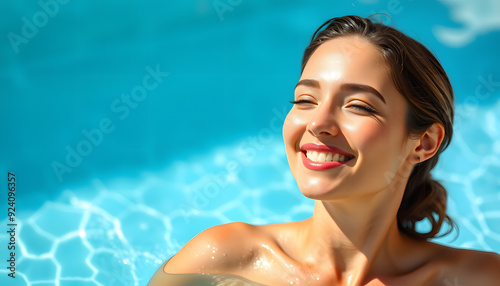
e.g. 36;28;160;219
410;123;445;163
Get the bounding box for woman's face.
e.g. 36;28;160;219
283;36;415;200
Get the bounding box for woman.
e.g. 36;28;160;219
148;15;500;285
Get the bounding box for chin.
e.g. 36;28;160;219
300;191;332;201
296;179;345;200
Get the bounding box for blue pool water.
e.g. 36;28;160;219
1;0;500;285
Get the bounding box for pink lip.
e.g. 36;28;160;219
300;143;354;171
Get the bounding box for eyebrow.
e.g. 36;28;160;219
295;79;386;104
340;83;386;104
295;79;320;89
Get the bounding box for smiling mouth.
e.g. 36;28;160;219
300;143;354;170
304;150;352;163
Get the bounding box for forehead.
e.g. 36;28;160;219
302;36;391;83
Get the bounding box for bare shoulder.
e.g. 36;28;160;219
434;244;500;285
453;248;500;284
164;222;262;275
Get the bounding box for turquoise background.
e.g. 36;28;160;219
1;0;499;285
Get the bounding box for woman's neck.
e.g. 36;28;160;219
298;174;419;285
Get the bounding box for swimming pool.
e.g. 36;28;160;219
1;1;499;285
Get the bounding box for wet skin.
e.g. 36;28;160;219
152;36;500;286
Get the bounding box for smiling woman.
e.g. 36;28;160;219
148;15;500;286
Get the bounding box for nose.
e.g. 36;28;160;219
306;103;340;137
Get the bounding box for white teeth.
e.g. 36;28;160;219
310;151;318;161
317;153;326;162
332;153;339;162
326;153;333;161
306;151;350;163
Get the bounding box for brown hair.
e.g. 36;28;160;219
301;15;456;239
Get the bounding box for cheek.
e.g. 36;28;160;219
283;111;307;147
283;111;308;173
344;119;386;150
348;119;407;181
345;119;403;173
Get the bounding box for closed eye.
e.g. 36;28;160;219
349;104;377;114
290;99;315;105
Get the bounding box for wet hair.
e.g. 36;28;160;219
301;15;456;239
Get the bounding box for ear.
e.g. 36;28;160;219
408;123;445;164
